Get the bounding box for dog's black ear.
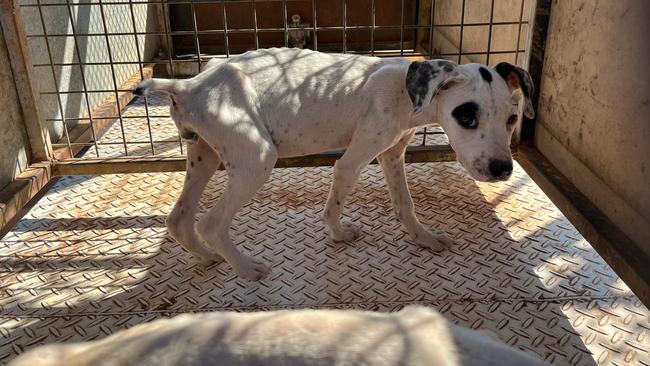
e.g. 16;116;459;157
495;62;535;119
405;60;463;114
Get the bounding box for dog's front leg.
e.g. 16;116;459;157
323;125;400;242
377;131;453;251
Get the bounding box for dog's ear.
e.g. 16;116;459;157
405;60;465;114
495;62;535;119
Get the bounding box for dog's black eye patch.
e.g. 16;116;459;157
452;102;480;129
479;67;492;83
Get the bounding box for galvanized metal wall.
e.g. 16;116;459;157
0;23;30;191
535;0;650;254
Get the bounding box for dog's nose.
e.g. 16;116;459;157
488;160;513;180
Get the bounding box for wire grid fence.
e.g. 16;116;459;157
17;0;533;162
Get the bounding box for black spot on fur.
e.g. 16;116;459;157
479;67;493;83
406;61;436;112
452;102;480;129
336;200;340;206
198;156;202;162
437;60;455;73
190;161;194;168
495;62;534;98
180;129;197;141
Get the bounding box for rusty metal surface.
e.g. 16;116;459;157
1;162;648;365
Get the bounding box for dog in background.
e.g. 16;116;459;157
9;305;548;366
134;48;535;280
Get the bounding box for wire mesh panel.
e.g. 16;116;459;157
17;0;533;164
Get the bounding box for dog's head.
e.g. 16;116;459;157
406;60;535;182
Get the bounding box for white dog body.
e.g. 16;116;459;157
9;306;548;366
200;51;407;157
135;48;535;279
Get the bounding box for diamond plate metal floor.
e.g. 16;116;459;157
1;162;648;365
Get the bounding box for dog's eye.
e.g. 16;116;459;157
460;116;478;129
507;114;517;125
452;102;480;129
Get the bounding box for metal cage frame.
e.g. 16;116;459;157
5;0;535;176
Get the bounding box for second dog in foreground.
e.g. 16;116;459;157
10;305;548;366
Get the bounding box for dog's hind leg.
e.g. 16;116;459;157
377;131;452;251
192;63;277;280
166;137;225;264
195;140;277;280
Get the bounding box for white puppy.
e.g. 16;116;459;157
134;48;535;280
9;305;548;366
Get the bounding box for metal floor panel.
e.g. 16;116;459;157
1;162;648;365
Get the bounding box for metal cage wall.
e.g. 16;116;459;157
13;0;534;175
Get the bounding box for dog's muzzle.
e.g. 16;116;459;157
488;160;513;181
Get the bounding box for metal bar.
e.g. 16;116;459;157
160;1;183;153
523;0;552;141
46;116;172;122
311;0;317;50
190;0;202;72
457;0;465;63
370;0;375;56
0;0;52;161
252;0;259;49
162;4;176;68
25;21;530;38
428;0;435;58
65;0;100;157
341;0;346;53
97;0;129;155
52;145;457;176
52;140;192;146
485;0;495;64
221;0;230;57
282;0;288;47
423;0;437;146
35;0;74;159
514;0;526;64
128;0;155;155
399;0;404;56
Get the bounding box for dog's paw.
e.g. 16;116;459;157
330;221;362;242
233;255;271;281
413;230;453;252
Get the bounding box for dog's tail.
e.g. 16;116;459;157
133;78;179;96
